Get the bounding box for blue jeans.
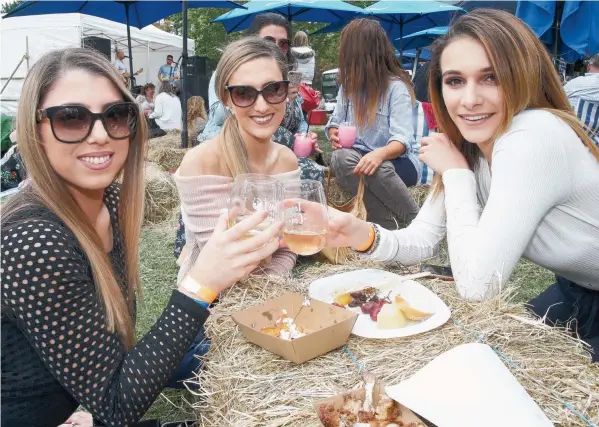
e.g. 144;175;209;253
528;276;599;362
167;326;211;389
331;148;419;230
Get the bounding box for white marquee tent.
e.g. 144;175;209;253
1;13;195;115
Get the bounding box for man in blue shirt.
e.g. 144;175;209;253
158;55;179;83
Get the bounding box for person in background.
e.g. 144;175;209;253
564;53;599;109
1;47;283;427
291;30;316;86
412;62;431;103
326;18;420;230
158;54;179;83
175;37;300;281
187;96;208;147
149;81;182;131
317;10;599;361
280;70;323;181
135;82;155;115
113;49;129;82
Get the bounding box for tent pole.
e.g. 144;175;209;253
552;1;564;68
125;3;134;89
411;48;421;81
26;36;30;71
181;0;189;149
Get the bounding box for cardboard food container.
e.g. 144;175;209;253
314;384;426;427
232;292;358;364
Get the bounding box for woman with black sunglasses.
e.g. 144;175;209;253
1;48;283;427
175;13;323;261
175;37;300;283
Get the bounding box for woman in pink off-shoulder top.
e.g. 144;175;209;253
174;37;300;282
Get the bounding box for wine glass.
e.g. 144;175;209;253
281;180;328;256
228;173;281;240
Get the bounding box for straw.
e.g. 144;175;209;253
143;161;180;224
185;260;599;426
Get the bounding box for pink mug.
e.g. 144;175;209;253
338;124;357;148
293;132;313;158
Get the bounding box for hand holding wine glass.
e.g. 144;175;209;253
280;201;372;250
228;174;281;237
281;180;328;256
183;210;283;297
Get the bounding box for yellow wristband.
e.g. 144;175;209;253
180;275;218;303
355;223;376;252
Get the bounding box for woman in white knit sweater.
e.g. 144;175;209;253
314;10;599;361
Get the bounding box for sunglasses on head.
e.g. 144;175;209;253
263;36;291;51
226;80;290;108
36;102;138;144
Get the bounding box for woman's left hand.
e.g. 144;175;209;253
308;132;322;154
418;132;469;174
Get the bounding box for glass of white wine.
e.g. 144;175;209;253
228;173;281;241
281;180;328;256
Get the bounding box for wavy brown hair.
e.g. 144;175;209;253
429;9;599;195
2;48;147;349
338;18;414;129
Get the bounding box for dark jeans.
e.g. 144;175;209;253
166;326;211;389
528;276;599;362
331;148;419;230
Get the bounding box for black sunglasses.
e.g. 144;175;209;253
36;102;138;143
263;36;291;50
226;80;290;108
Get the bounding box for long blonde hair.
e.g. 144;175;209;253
187;95;207;130
429;9;599;195
2;48;147;349
214;36;288;177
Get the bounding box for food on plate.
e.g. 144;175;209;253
376;304;407;330
333;287;434;329
334;292;353;307
316;376;427;427
259;309;307;340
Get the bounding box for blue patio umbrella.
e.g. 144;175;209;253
516;1;599;62
211;0;366;33
398;49;432;61
397;26;448;51
4;0;246;148
315;0;463;61
456;1;518;13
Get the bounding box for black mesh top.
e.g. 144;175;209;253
1;185;209;427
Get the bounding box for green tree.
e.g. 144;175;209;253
1;0;24;14
160;1;379;87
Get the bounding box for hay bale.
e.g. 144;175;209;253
147;130;183;151
191;261;599;426
144;161;179;225
147;145;187;172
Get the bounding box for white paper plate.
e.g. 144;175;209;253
385;343;554;427
308;269;451;339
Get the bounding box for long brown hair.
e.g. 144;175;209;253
429;9;599;195
338;18;414;129
214;36;287;177
2;48;147;349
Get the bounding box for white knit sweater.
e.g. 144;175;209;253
369;109;599;300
